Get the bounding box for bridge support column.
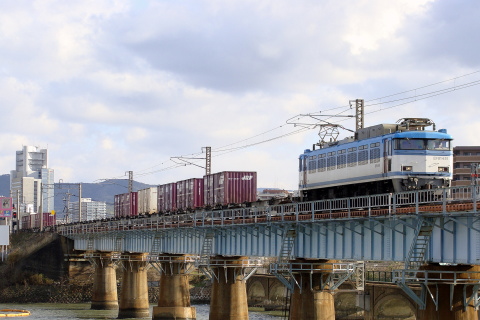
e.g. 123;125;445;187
91;252;119;310
152;255;196;320
209;256;249;320
118;253;150;319
289;260;335;320
418;264;480;320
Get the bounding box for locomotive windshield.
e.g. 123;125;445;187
394;139;451;151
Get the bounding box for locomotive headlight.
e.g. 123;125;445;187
402;166;413;171
438;167;449;172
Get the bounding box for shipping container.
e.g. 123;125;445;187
114;192;138;218
204;171;257;207
204;174;215;208
33;212;57;229
114;194;121;217
138;187;158;215
21;215;31;230
176;178;204;211
21;212;56;230
42;212;56;227
157;183;177;214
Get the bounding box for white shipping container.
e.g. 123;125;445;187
138;187;158;215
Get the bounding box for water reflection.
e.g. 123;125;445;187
0;303;281;319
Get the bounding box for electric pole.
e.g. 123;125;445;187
170;147;212;176
126;171;133;193
349;99;364;131
204;146;211;176
78;183;82;222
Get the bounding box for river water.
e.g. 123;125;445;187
0;303;282;319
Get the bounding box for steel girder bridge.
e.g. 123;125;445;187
58;185;480;311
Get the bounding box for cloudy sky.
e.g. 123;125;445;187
1;0;479;190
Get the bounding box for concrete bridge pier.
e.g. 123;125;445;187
418;264;480;320
118;253;150;319
152;255;196;320
289;259;335;320
90;252;119;310
209;256;250;320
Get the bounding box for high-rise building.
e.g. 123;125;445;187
10;146;54;217
69;198;106;222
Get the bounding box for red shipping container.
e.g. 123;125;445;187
114;194;120;218
33;214;41;229
177;178;204;211
21;215;31;230
114;192;138;218
204;171;257;207
42;212;56;227
157;183;177;213
204;174;215;207
128;192;138;217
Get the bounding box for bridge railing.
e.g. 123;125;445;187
56;185;480;235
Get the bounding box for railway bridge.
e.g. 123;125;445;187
57;185;480;320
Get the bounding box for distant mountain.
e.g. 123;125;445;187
53;179;155;215
0;174;154;215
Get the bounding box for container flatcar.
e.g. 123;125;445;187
204;171;257;207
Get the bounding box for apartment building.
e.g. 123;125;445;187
452;146;480;187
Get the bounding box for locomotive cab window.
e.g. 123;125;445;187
395;139;425;150
426;139;451;151
394;139;451;150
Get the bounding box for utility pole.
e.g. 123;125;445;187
350;99;365;130
78;183;82;222
63;192;71;224
127;171;133;193
471;163;479;186
16;190;19;232
125;171;134;217
54;182;82;223
170;147;212;176
204;146;211;176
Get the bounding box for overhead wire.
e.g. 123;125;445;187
100;70;480;182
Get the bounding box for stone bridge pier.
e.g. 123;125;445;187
415;264;480;320
118;253;150;319
288;259;336;320
152;255;196;320
90;252;119;310
208;256;251;320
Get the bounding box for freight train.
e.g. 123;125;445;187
20;212;56;231
299;118;453;200
114;118;453;218
114;171;259;218
19;117;454;229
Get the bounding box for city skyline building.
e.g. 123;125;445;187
68;198;106;223
10;146;54;217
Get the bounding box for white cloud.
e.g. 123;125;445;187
0;0;478;191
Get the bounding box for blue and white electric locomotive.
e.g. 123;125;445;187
299;118;453;200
